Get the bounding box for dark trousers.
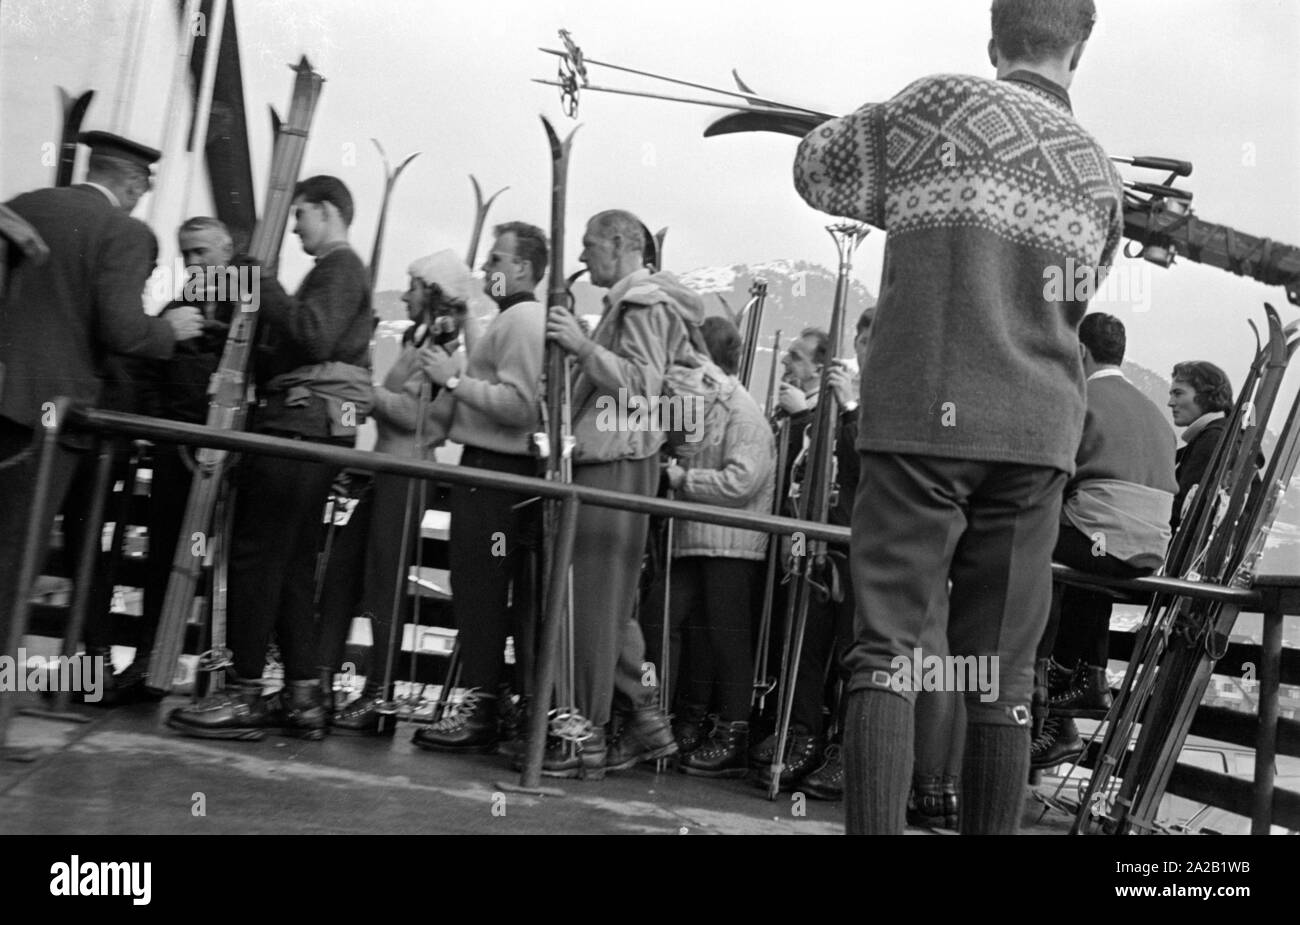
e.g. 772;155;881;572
791;552;854;735
643;556;760;722
1038;524;1149;667
0;418;83;655
227;441;341;682
571;457;660;727
845;452;1066;725
450;446;539;694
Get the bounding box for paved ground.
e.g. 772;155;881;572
0;693;1074;836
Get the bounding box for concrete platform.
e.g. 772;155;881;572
0;693;1072;836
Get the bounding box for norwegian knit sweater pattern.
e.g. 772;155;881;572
794;71;1125;473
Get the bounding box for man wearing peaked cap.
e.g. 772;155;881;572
0;129;203;660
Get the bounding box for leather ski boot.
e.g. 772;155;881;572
605;706;678;772
166;673;273;740
907;775;954;829
277;679;328;740
749;730;823;791
1030;716;1084;769
332;681;390;736
412;691;498;753
513;729;607;780
672;703;709;755
1051;665;1113;718
678;718;748;778
802;744;844;801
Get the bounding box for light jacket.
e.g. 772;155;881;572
371;344;460;458
570;268;706;464
673;376;775;561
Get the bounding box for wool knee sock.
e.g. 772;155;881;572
961;722;1030;834
843;688;913;834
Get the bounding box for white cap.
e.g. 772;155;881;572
407;250;472;304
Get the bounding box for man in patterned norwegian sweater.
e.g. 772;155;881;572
793;0;1123;833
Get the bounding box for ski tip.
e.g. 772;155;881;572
731;68;757;96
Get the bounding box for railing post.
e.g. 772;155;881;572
1252;590;1284;834
22;439;115;721
0;399;69;750
513;493;580;793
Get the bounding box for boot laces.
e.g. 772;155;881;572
430;688;490;733
1031;716;1063;754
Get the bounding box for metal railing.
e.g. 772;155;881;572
2;404;1294;827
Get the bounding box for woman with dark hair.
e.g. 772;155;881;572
329;251;471;733
657;315;775;777
1167;360;1234;531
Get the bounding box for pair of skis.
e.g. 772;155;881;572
763;223;867;800
146;58;324;696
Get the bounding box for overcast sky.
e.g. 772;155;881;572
3;0;1299;391
216;0;1300;393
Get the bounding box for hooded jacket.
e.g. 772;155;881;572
570;268;706;464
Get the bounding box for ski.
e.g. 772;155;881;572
765;222;868;800
146;57;324;695
465;175;509;269
737;278;769;390
368;139;420;294
54;87;94;188
517;114;586;785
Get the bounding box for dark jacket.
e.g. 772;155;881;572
1173;417;1227;531
132;299;238;424
251;245;372;438
0;184;175;428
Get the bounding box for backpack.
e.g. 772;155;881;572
662;324;730;460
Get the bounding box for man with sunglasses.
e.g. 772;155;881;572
0;131;203;660
412;222;548;753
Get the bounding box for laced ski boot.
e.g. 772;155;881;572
412;691;498;753
678;718;748;778
671;703;709;756
513;729;608;780
275;679;329;740
605;706;678;772
1050;664;1113;718
1030;716;1084;770
166;673;274;740
331;680;390;736
802;744;844;800
749;731;823;791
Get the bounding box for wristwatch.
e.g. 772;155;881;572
445;375;461;392
841;399;860;414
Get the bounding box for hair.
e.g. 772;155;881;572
494;221;548;284
1078;312;1125;365
1171;361;1234;415
86;153;147;185
799;327;831;364
701;316;742;375
293;175;354;226
991;0;1096;63
178;215;231;243
856;307;877;335
589;209;646;255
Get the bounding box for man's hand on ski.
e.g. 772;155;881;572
165;305;205;341
547;306;588;355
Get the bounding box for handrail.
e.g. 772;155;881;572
66;408;851;545
1051;564;1262;608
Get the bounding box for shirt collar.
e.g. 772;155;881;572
83;182;121;209
1001;69;1073;113
1087;367;1126;382
1182;410;1225;445
495;291;536;312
